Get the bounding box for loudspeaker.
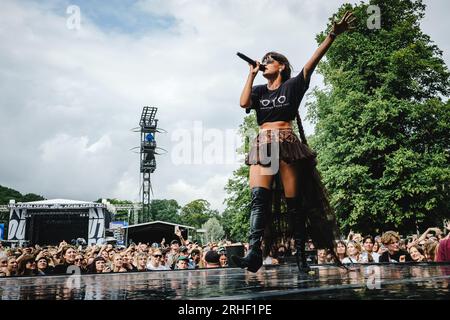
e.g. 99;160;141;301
225;244;245;267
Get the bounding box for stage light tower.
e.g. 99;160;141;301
139;106;158;223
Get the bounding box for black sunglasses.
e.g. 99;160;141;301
262;57;276;65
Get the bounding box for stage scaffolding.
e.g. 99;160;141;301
139;106;158;223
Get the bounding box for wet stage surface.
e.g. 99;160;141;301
1;263;449;300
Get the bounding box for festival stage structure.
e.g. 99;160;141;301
7;199;111;246
123;220;195;245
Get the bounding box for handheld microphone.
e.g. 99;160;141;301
236;52;266;71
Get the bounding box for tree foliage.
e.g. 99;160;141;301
222;115;258;242
0;185;45;205
307;0;450;235
99;198;182;224
180;199;219;229
149;199;181;224
0;185;46;234
202;217;225;243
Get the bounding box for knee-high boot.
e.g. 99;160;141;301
286;197;311;273
231;187;271;273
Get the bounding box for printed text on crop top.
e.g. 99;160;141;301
248;68;310;125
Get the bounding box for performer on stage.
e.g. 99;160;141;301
232;11;356;273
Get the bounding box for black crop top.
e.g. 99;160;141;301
246;68;310;125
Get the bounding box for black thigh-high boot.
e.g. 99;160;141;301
231;187;271;273
286;197;311;273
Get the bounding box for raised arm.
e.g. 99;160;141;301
175;226;187;246
407;227;442;249
303;10;356;80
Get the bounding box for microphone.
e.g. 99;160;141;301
236;52;266;71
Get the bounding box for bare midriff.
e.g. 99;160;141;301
259;121;292;130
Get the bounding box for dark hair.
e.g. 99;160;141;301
17;255;37;276
204;250;220;264
87;256;106;273
335;240;347;250
262;51;292;82
363;236;374;244
35;256;49;263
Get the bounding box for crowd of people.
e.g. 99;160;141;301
0;237;231;277
261;222;450;266
315;225;449;265
1;222;449;277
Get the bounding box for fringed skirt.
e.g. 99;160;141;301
245;128;340;252
245;128;315;167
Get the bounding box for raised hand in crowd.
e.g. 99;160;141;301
407;227;442;249
347;230;354;242
175;226;186;245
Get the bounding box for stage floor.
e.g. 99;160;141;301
1;262;449;300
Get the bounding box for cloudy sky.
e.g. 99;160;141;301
1;0;448;212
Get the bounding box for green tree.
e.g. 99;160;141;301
20;193;45;202
0;185;46;237
149;199;181;224
220;207;242;242
0;185;45;204
180;199;219;229
202;217;225;243
307;0;450;235
222;115;258;242
0;185;23;205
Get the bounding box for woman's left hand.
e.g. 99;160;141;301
332;10;357;35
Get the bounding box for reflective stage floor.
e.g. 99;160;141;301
1;263;449;300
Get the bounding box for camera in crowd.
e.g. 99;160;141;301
71;238;87;246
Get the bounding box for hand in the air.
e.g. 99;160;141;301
332;10;357;35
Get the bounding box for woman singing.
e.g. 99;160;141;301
232;11;356;273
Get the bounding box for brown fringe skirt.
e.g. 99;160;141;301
245;128;316;167
245;128;340;251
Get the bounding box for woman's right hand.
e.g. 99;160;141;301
249;61;261;77
241;62;260;108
